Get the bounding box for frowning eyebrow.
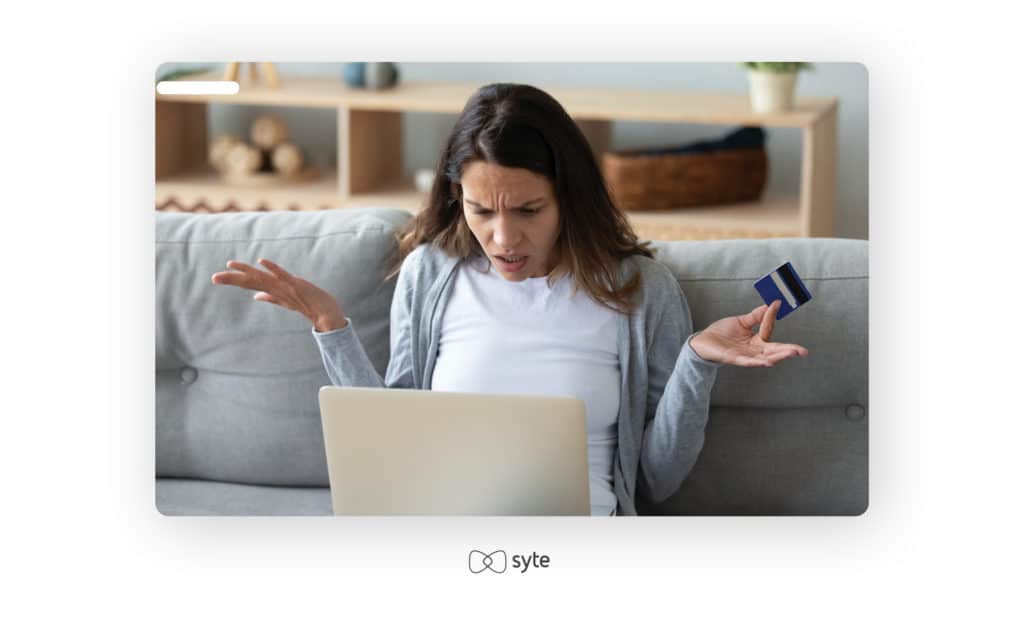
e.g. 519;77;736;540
463;197;545;211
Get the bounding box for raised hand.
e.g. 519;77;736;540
211;258;348;332
688;300;809;367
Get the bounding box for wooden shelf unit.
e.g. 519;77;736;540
156;75;838;239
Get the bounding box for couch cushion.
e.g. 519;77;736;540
155;207;413;487
156;478;332;515
641;405;868;515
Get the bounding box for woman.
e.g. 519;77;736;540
211;83;808;515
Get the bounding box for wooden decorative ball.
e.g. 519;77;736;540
209;135;242;173
224;143;261;176
250;115;289;149
271;142;304;176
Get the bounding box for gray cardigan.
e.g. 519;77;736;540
312;244;721;514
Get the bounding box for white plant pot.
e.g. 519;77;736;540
748;70;798;113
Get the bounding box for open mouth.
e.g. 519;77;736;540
494;254;528;271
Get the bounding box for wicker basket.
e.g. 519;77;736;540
602;147;768;211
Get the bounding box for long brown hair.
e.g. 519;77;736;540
392;83;653;314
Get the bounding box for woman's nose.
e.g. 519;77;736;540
492;215;521;249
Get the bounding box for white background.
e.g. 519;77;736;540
3;1;1021;622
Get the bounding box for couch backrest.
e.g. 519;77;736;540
156;208;868;513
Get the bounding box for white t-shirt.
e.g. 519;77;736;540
430;257;621;515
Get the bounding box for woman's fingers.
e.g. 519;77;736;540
728;339;809;367
757;343;809;365
225;260;265;276
736;304;768;331
212;260;281;292
253;291;296;310
258;258;295;282
258;258;310;308
211;260;262;285
761;351;796;365
758;300;780;342
764;342;809;358
210;258;318;320
210;268;255;288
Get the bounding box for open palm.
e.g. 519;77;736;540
211;258;347;332
689;300;809;367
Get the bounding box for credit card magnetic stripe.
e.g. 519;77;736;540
768;271;798;308
775;262;811;305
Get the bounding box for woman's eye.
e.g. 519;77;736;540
469;207;539;216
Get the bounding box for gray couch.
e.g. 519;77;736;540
156;207;868;515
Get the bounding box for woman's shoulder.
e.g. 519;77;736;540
398;243;460;285
617;253;687;319
619;253;680;292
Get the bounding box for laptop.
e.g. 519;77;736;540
318;386;590;515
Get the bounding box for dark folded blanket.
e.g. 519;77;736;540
619;126;765;156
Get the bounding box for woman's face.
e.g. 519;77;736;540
460;160;561;281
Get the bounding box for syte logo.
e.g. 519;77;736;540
468;549;551;574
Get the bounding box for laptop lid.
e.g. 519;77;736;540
318;386;590;515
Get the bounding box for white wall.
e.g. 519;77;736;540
182;62;867;239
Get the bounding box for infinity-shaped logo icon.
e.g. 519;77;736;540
468;549;507;573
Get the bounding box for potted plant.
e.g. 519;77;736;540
742;62;813;113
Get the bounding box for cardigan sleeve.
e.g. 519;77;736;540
311;251;419;389
637;272;722;503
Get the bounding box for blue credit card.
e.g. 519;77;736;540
754;262;812;320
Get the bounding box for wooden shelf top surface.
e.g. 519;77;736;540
156;74;837;127
156;172;800;236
